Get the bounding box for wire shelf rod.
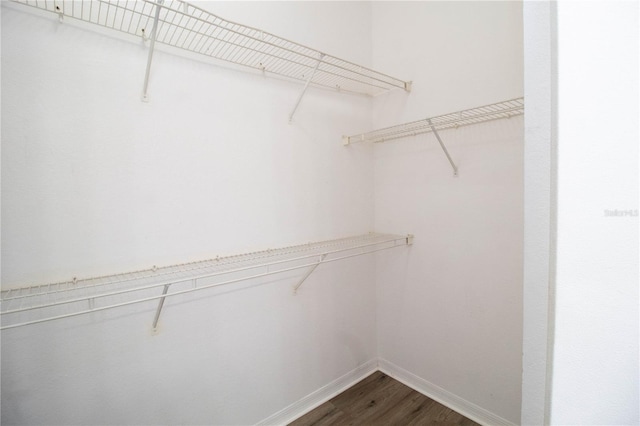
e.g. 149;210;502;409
10;0;408;96
2;243;402;330
0;237;405;315
0;234;412;330
150;17;393;94
0;235;408;310
1;234;400;303
344;97;524;145
176;4;397;89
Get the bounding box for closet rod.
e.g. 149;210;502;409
0;233;413;330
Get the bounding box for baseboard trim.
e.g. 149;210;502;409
256;359;379;426
378;358;517;426
258;358;517;426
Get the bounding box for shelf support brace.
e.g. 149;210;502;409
293;253;327;294
289;54;324;123
141;0;164;102
151;284;170;331
428;119;458;176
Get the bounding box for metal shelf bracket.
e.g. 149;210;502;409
141;0;163;103
54;5;63;22
151;283;170;331
428;119;458;176
289;53;325;123
293;253;327;294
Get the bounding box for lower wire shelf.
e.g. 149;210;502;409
0;233;413;330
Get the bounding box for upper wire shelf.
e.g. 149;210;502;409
344;97;524;145
10;0;411;96
0;233;413;330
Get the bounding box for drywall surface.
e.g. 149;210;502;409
521;2;556;425
550;2;639;424
1;2;380;424
372;2;524;424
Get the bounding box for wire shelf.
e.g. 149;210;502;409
11;0;410;96
0;233;413;330
344;97;524;145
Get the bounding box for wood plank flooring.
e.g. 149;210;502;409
289;371;479;426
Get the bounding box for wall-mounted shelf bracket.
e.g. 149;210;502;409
141;0;163;103
428;119;458;176
289;54;325;123
54;5;63;22
151;283;170;331
293;253;327;294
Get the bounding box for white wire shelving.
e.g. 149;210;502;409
0;233;413;331
343;97;524;176
344;98;525;145
10;0;411;104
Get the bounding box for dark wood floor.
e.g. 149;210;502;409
289;371;479;426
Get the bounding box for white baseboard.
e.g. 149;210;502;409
258;358;517;426
378;358;517;426
255;359;379;426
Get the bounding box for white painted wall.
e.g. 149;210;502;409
1;2;380;424
371;2;524;424
521;2;556;424
522;2;639;424
2;2;531;424
1;1;375;288
550;2;639;424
